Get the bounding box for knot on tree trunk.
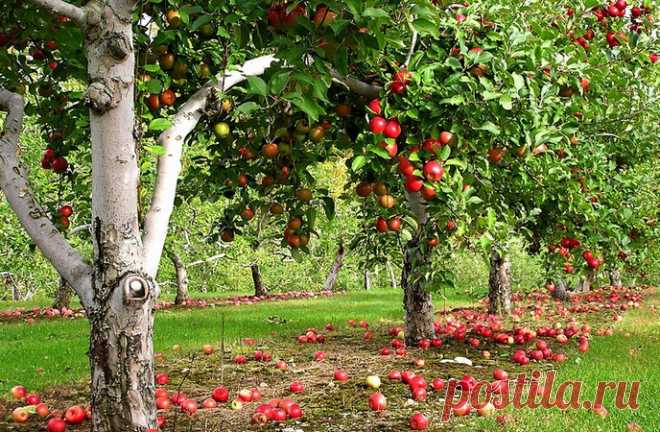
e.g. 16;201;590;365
106;32;131;60
87;79;122;113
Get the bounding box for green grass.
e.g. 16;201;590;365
473;288;660;432
0;289;469;395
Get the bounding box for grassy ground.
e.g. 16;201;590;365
0;289;469;395
1;287;657;431
472;287;660;432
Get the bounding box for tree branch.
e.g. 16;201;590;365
142;55;278;277
329;69;382;99
405;190;428;225
30;0;85;25
0;88;94;309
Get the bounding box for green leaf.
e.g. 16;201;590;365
269;71;290;95
499;94;513;110
284;93;324;121
362;7;389;18
412;18;439;38
512;73;525;92
440;95;464;105
367;144;391;159
439;144;451;161
191;15;212;31
148;118;172;131
144;145;166;156
145;79;162;95
322;197;336;220
479;122;501;135
235;102;260;114
351;155;367;171
247;76;268;96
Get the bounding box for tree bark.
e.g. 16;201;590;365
488;248;513;315
551;279;571;301
84;2;157;430
53;277;73;309
576;269;597;293
323;242;346;291
609;270;623;288
401;191;435;347
251;263;266;296
169;252;189;305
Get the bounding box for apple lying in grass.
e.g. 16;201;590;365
11;385;27;400
409;412;429;430
155;388;168;400
412;386;427;401
202;398;217;409
238;389;253;402
334;369;349;382
171;392;187;405
155;373;169;385
275;359;288;370
212;386;229;402
454;400;472;417
368;392;387;411
478;402;496;417
366;375;381;389
36;402;49;417
388;370;402;381
156;397;172;410
65;405;85;424
234;355;247;364
290;381;305;393
314;351;327;361
11;407;29;423
181;399;198;415
202;344;214;355
25;393;41;405
431;378;445;391
47;418;67;432
231;399;243;410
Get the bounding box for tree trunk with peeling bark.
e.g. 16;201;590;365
576;269;597;293
169;252;189;305
251;263;266;296
609;270;622;288
53;277;73;309
401;191;435;347
488;248;513;315
323;242;346;291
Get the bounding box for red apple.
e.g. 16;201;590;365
47;418;67;432
65;405;85;425
368;392;387;411
290;381;305;393
334;369;349;382
212;386;229;402
410;412;429;430
11;385;27;400
11;408;29;423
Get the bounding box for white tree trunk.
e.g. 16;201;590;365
364;270;372;290
83;1;157;430
488;247;512;315
609;270;623;288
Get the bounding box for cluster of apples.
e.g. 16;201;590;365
40;147;68;174
9;386;88;431
251;398;303;425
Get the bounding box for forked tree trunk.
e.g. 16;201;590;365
251;263;266;296
53;277;73;309
85;2;157;430
609;270;623;288
364;270;372;290
401;236;435;346
488;248;513;315
323;242;346;291
169;252;189;305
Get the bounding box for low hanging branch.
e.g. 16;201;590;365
142;55;278;276
0;88;94;309
142;55;383;277
31;0;85;24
